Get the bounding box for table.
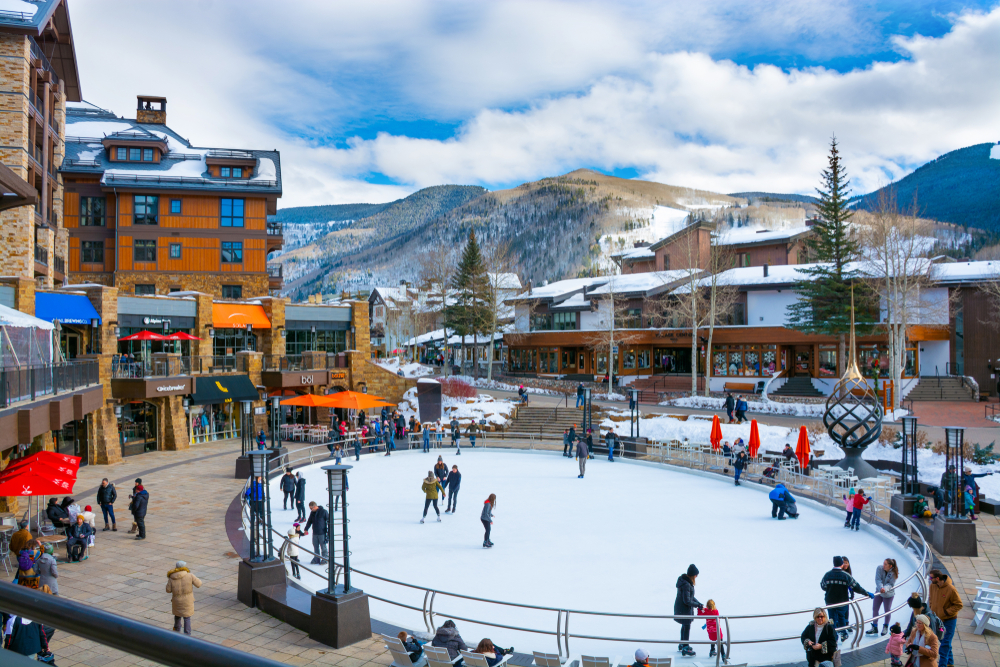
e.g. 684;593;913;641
0;511;15;527
37;534;66;549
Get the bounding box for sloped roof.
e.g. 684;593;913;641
0;1;82;101
715;225;813;247
587;270;694;296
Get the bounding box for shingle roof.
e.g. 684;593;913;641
60;104;281;195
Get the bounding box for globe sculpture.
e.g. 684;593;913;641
822;294;883;480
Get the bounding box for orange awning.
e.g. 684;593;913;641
213;303;271;330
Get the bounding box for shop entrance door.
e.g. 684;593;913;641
57;418;90;466
793;346;812;376
120;401;158;457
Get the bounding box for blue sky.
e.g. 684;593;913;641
73;1;1000;206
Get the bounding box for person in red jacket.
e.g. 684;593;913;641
698;599;726;661
850;489;870;531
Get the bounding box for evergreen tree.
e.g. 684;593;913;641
786;136;863;377
447;230;490;377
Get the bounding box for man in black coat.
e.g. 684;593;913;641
674;564;703;656
445;465;461;513
294;473;307;521
280;468;296;510
129;479;149;540
303;501;329;564
821;556;873;640
724;392;735;422
96;478;118;531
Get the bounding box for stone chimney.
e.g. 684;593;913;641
136;95;167;124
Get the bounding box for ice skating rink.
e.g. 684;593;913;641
270;448;920;665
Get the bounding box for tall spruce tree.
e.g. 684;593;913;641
447;231;490;377
786;136;860;377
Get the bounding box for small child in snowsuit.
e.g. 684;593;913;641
885;622;905;667
698;599;726;661
843;488;855;527
965;484;978;520
911;495;929;518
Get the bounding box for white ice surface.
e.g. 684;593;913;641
272;449;920;665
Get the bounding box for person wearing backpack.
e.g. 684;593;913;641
903;592;944;641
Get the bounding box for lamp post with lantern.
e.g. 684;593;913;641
931;426;977;557
237;450;285;608
890;415;921;529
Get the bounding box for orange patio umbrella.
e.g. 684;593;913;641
322;390;395;411
748;419;761;458
710;414;723;451
279;394;333;407
795;425;811;470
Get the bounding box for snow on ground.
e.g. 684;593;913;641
453;375;561;396
273;449;919;664
396;387;516;427
376;357;435;378
664;396;910;421
594;391;627;401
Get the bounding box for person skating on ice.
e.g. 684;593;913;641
481;493;496;547
421;471;444;523
576;434;589;478
567;425;578;458
733;450;748;486
562;429;571;457
585;428;594;459
674;564;703;657
435;420;443;448
434;456;449;488
423;424;431;453
450;416;461;454
445;465;461;513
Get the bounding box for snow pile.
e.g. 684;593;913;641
396;387;516;427
66;120;135;138
663;396;910;421
452;375;560;396
273;450;919;664
376;357;435;378
0;0;37;16
253;157;277;181
594;391;627;401
861;440;1000;498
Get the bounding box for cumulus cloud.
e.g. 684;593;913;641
70;1;1000;205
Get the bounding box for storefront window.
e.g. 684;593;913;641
858;345;888;378
285;329;348;356
818;347;838;377
637;349;650;369
596;352;607;374
623;349;636;369
904;349;917;377
712;344;774;376
713;346;727;376
655;347;691;373
191;402;247;443
213;328;257;362
539;347;559;373
119;402;157;456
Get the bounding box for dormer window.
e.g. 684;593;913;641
113;145;159;162
219;167;244;178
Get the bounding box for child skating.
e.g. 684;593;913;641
698;600;727;663
843;488;855;527
481;493;496;548
420;471;443;523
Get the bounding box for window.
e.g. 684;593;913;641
169;243;181;259
115;147;126;160
737;252;750;267
143;148;153;161
818;347;838;378
133;195;158;225
129;147;141;161
134;239;156;262
713;344;777;377
617;308;643;329
285;329;347;355
221;285;243;299
725;303;746;326
374;305;384;318
134;284;155;296
530;313;552;331
169;286;181;293
232;167;243;178
662;254;670;270
220;198;244;227
220;167;230;177
81;240;104;264
221;241;243;263
553;311;576;331
79;196;106;226
170;199;181;214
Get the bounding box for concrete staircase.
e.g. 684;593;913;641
769;376;825;398
506;406;604;436
905;376;975;401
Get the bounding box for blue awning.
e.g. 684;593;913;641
35;292;102;325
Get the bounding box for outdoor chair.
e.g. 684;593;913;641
383;635;429;667
424;646;461;667
581;655;620;667
647;659;671;667
460;650;512;667
532;651;564;667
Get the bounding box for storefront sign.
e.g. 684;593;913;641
301;375;314;385
143;317;166;325
330;371;347;380
156;384;186;392
110;377;192;399
254;407;266;415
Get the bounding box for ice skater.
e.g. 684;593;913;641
481;493;496;548
450;416;461;454
605;429;616;462
434;457;449;487
698;599;726;662
421;471;443;523
423;425;431;453
445;465;461;513
850;488;870;530
674;564;703;657
576;433;589;478
435;420;443;448
733;450;747;486
769;483;793;519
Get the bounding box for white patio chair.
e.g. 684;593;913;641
532;651;563;667
460;650;512;667
581;655;620;667
424;646;461;667
383;635;428;667
647;658;671;667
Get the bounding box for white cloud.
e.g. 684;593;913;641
69;2;1000;206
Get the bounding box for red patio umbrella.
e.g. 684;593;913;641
0;468;75;499
710;414;723;451
267;389;298;398
795;425;811;471
164;332;203;340
1;451;80;480
748;419;761;458
280;394;335;407
118;330;167;341
0;460;77;483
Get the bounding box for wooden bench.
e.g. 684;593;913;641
724;382;756;393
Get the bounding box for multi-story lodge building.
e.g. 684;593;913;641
61;96;283;298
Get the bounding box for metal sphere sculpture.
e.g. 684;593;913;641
822;291;883;480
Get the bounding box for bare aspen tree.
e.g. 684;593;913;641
483;239;519;381
419;246;455;372
584;272;643;393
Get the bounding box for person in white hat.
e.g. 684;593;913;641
632;649;649;667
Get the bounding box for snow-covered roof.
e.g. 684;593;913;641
673;263;819;293
930;261;1000;283
489;273;522;290
0;303;54;330
715;225;812;246
588;270;693;296
612;246;655;261
509;277;608;301
549;293;589;310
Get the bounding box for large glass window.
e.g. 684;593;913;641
129;148;141;161
134;284;155;295
213;328;257;359
134;195;158;225
79;196;106;226
221;241;243;263
134;239;156;262
221;198;244;227
539;347;558;373
530;313;552;331
623;348;636;369
221;285;242;299
818;346;838;377
81;240;103;264
617;308;643;329
713;344;776;376
285;329;348;356
509;348;536;372
553;311;576;331
637;349;651;369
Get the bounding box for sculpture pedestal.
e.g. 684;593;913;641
237;559;286;607
890;495;917;530
932;515;977;557
309;587;372;648
835;447;880;480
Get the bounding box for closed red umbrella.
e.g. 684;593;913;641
795;425;811;471
748;419;761;458
710;414;723;451
118;330;167;341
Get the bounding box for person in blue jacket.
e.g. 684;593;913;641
769;483;794;520
245;476;265;521
423;425;431;453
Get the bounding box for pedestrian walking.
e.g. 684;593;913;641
906;615;941;667
303;501;329;563
423;425;431;453
674;564;703;656
576;435;589;478
724;392;735;423
96;478;118;531
481;493;495;548
576;382;585;408
821;556;874;641
280;468;296;510
166;560;202;636
445;465;461;513
734;395;748;423
867;558;899;636
421;471;443;523
129;479;148;541
928;569;962;666
733;450;748;486
294;472;307;521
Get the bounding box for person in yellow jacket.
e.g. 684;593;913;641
421;471;443;524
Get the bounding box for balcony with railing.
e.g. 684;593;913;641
111;355;192;379
53;254;65;279
34;243;47;265
262;354;328;372
267;263;283;289
0;360;100;408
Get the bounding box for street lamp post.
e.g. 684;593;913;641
930;425;977;557
271;395;280;449
246;449;274;562
583;387;592;435
900;416;918;497
943;427;965;518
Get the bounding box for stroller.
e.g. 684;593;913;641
784;497;799;519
